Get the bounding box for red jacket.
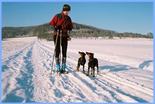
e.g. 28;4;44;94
49;13;73;31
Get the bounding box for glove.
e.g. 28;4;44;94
67;36;71;41
55;25;62;30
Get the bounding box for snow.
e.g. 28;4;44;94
2;37;153;103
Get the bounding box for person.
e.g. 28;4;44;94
49;4;73;74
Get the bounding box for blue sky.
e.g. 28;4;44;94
2;2;153;34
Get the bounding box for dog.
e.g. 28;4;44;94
77;51;86;73
86;52;99;77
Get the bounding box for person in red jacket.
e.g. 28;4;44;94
49;4;73;74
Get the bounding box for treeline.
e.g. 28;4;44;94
33;24;54;41
2;27;34;39
2;22;153;40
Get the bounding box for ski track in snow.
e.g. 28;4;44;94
2;38;153;103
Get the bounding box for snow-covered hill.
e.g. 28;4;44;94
2;37;153;103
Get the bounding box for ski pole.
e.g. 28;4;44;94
51;30;59;74
59;30;62;72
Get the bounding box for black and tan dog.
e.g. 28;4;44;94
86;52;99;77
77;51;86;73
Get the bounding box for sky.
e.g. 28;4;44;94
2;2;153;34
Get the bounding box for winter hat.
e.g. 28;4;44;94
63;4;71;11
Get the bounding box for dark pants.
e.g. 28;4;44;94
53;35;68;58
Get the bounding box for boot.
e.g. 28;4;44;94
55;57;60;72
62;62;66;70
61;57;67;73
